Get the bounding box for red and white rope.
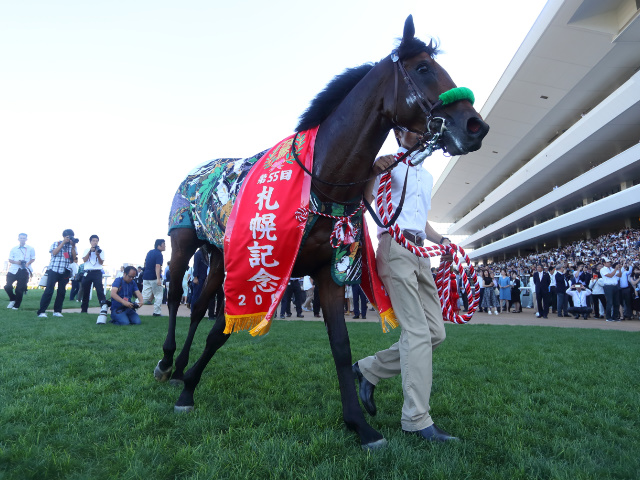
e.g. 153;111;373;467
375;158;480;324
296;203;365;248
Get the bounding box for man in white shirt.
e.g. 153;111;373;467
600;258;621;321
352;129;456;442
566;283;592;319
618;261;633;320
4;233;36;310
80;234;107;313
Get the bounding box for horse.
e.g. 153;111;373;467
156;15;489;450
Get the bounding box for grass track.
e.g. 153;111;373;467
0;290;638;479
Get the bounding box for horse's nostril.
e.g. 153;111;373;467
467;117;483;134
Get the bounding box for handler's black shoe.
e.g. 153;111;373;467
352;362;376;416
403;423;459;442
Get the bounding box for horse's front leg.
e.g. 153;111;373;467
315;266;387;450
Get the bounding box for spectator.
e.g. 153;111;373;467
555;265;570;317
142;239;166;317
589;268;606;319
567;283;592;319
629;265;640;318
280;277;304;318
191;247;208;309
136;266;144;292
109;266;144;325
302;276;314;312
509;270;521;313
69;262;83;302
497;269;511;313
80;235;107;313
37;229;78;318
4;232;35;311
600;258;621;322
618;260;633;320
352;283;369;319
480;269;498;315
182;265;192;305
533;264;550;319
548;265;557;314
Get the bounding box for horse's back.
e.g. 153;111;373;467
168;151;267;248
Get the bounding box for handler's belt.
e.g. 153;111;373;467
402;230;424;246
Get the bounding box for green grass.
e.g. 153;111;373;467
1;290;639;479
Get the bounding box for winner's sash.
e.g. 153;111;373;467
223;127;318;336
359;216;398;332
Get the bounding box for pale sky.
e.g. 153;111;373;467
1;0;548;274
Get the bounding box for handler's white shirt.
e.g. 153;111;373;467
375;147;433;238
82;248;105;271
8;245;36;274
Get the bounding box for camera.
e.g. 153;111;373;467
69;237;79;245
20;260;27;268
95;246;102;254
115;302;140;314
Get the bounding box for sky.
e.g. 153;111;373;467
1;0;548;275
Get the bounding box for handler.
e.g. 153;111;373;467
352;129;457;442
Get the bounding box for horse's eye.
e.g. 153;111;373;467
416;64;430;74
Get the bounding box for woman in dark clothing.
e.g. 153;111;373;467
510;271;521;312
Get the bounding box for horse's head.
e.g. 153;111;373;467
385;15;489;156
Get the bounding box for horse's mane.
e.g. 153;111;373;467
295;36;439;132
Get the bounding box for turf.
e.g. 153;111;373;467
0;290;638;479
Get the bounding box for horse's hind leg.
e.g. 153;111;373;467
175;308;230;412
155;228;201;382
315;266;386;450
171;247;224;384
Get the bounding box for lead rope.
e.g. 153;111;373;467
376;153;480;324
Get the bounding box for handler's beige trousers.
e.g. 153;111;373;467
142;280;164;315
358;233;446;431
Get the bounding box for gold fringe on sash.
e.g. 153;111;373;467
224;313;272;336
379;307;399;333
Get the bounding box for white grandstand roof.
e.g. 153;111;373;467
431;0;640;259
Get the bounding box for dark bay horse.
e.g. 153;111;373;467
157;15;489;449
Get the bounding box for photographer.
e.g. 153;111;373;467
109;266;143;325
80;235;107;313
566;283;592;319
5;233;36;311
37;229;78;318
142;239;166;317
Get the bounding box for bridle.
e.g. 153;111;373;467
290;49;474;226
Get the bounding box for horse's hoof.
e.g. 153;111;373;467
154;361;173;382
169;378;184;387
174;405;194;414
361;438;387;451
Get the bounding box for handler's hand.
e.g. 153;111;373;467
192;277;199;285
157;279;162;286
440;238;454;262
372;155;397;175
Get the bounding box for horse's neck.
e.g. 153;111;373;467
313;64;393;201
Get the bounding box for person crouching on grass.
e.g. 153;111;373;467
109;266;144;325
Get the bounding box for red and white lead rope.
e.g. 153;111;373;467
295;203;365;248
376;157;480;324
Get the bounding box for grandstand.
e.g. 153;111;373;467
431;0;640;264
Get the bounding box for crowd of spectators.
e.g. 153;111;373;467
467;228;640;321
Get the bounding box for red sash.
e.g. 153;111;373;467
223;128;318;336
359;217;398;332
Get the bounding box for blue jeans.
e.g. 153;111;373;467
110;309;141;325
556;293;568;316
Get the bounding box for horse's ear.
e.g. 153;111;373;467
402;15;415;43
